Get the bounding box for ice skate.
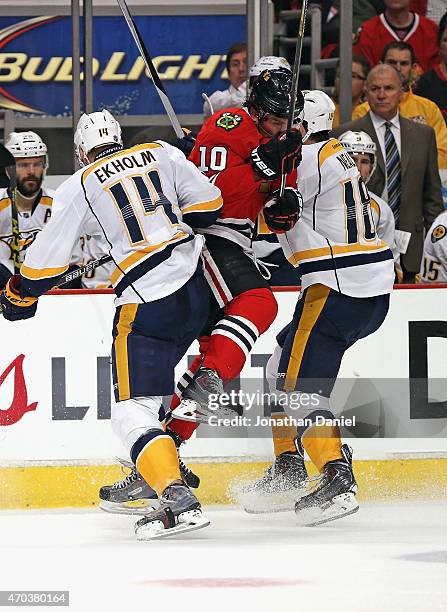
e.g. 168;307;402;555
99;459;159;515
238;450;308;514
174;367;243;424
294;444;359;526
135;483;209;540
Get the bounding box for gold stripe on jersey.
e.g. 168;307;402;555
0;197;11;212
81;143;163;182
284;284;330;391
40;196;53;206
318;139;344;167
21;263;68;280
287;240;388;265
114;303;138;401
181;194;223;215
257;210;273;236
110;230;188;285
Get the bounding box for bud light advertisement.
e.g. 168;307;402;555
0;15;245;116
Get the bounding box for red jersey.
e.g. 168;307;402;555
353;13;439;72
189;107;296;249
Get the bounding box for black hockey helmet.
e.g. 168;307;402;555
247;69;304;119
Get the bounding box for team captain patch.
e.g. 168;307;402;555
216;112;243;130
431;225;447;242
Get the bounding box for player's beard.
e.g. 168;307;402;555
17;174;43;198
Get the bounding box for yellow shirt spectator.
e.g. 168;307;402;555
353;89;447;187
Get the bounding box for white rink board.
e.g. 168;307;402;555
0;288;447;462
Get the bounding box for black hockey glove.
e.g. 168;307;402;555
0;274;38;321
251;130;302;181
264;187;303;233
169;127;197;158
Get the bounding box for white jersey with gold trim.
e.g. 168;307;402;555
0;186;54;274
278;138;394;297
21;142;222;305
420;209;447;283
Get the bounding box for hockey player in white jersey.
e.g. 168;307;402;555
0;109;223;540
241;91;394;524
420;211;447;282
79;233;113;288
0;131;82;289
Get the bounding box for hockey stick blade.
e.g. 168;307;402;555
116;0;183;139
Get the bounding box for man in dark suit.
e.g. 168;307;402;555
333;63;443;281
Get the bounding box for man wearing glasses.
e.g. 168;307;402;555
0;131;81;289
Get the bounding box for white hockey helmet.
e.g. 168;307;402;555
339;130;377;181
74;109;122;166
248;56;291;89
299;90;335;142
5;131;48;167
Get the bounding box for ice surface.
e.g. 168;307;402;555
0;502;446;612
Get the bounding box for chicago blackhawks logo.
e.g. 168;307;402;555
216;112;243;131
0;354;37;426
431;225;446;243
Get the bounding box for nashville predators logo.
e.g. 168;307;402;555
431;225;446;243
216;112;243;131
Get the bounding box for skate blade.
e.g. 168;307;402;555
295;492;359;527
99;498;159;516
135;509;210;541
239;487;306;514
173;399;240;424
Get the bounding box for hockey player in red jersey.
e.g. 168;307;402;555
168;69;304;441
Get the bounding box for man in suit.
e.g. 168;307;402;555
333;63;443;281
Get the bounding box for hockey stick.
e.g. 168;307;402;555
116;0;184;139
279;0;308;197
0;254;113;315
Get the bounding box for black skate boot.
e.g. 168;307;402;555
167;428;200;489
174;367;243;423
99;459;158;515
238;441;308;513
134;483;209;540
294;444;359;526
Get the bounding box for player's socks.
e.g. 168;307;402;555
301;422;343;472
131;430;181;496
201;288;277;380
271;412;299;456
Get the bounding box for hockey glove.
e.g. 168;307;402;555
170;127;197;158
251;130;302;180
0;274;38;321
264;187;303;233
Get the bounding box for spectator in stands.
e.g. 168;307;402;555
333;64;443;282
203;42;247;118
411;0;447;23
332;55;370;127
322;0;385;48
353;0;439;72
353;41;447;190
415;13;447;124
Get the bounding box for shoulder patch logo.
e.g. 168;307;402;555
431;224;446;242
216;112;243;131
